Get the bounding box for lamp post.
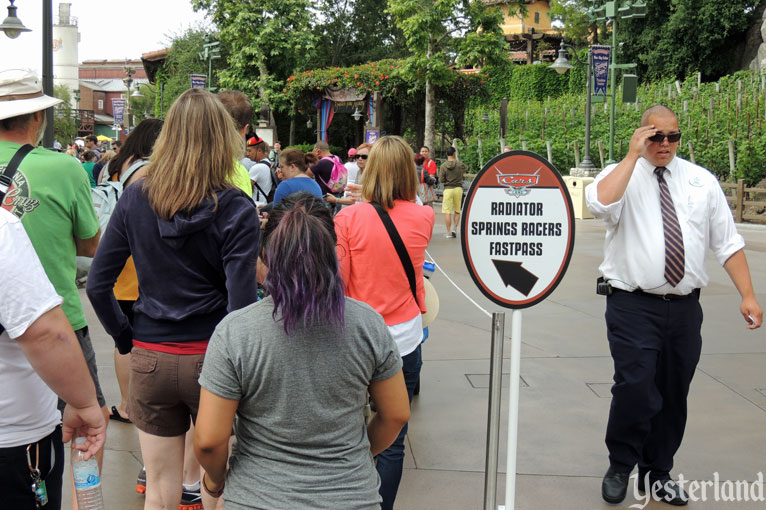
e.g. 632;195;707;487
551;40;596;171
1;1;54;148
123;64;136;134
479;112;490;168
589;0;646;163
73;88;80;137
199;37;221;91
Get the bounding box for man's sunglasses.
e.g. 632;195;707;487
355;154;368;160
648;131;682;143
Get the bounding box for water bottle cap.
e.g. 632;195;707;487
74;437;86;445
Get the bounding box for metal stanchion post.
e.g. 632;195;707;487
483;312;505;510
502;309;523;510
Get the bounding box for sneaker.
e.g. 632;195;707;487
451;230;457;237
180;487;203;510
444;233;456;238
136;466;146;494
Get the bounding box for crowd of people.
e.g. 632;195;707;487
0;69;445;510
1;64;763;510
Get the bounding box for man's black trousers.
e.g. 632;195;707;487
0;425;63;509
604;289;703;480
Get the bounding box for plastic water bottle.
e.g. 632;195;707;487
71;438;105;509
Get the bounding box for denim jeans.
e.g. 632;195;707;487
376;344;422;510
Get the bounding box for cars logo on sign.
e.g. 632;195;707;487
461;151;575;309
496;168;540;197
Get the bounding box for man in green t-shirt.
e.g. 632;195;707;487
0;69;107;485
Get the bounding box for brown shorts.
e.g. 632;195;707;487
127;347;205;437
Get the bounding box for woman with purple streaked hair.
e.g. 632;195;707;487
194;192;411;509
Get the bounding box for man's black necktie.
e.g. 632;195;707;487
654;166;685;287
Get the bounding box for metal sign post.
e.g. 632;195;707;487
483;312;505;509
462;151;575;510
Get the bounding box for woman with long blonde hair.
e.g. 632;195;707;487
87;88;260;509
334;135;434;509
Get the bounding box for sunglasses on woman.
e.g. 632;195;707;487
355;154;368;160
648;131;682;143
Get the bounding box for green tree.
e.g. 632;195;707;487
548;0;604;44
387;0;518;151
154;28;217;117
618;0;759;81
130;85;157;124
192;0;316;117
53;84;76;145
549;1;759;81
314;0;408;67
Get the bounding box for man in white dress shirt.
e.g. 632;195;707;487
585;105;762;506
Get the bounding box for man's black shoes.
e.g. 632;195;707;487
602;467;630;504
637;477;689;506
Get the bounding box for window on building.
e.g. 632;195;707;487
534;12;540;24
97;99;103;110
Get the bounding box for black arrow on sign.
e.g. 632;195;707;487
492;259;539;297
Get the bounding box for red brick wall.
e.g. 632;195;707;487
93;91;106;114
79;86;94;110
79;60;147;80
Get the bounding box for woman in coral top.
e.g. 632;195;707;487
334;135;435;510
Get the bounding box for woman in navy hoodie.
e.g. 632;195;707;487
86;88;259;509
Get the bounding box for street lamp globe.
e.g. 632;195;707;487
550;42;573;75
0;0;30;39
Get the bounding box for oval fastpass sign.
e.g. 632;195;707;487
461;151;575;309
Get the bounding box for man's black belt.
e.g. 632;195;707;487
613;287;700;301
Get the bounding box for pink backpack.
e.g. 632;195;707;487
319;155;348;194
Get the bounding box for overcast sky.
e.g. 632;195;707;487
1;0;210;75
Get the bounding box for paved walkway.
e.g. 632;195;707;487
64;215;766;509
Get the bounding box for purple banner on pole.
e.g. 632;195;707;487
591;45;611;96
190;74;207;89
112;98;126;124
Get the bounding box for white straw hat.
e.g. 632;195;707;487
422;277;440;327
0;69;62;121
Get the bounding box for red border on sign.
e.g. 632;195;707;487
460;151;575;309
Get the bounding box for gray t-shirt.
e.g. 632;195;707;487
200;296;402;510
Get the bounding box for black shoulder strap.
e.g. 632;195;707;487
253;161;273;202
370;202;419;307
253;181;269;202
0;144;34;201
0;142;33;336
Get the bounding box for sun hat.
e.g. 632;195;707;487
0;69;62;121
422;277;440;327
